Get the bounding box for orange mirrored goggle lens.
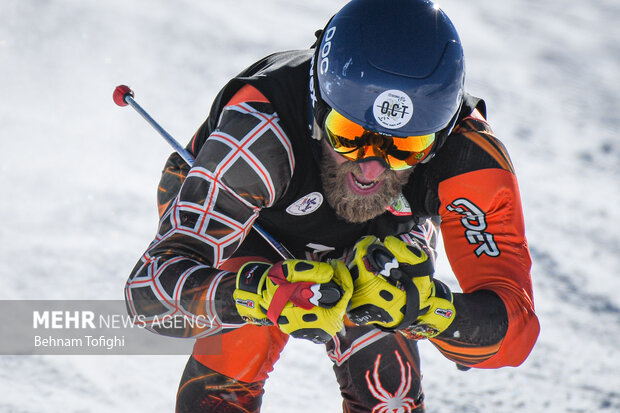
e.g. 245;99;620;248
323;109;436;170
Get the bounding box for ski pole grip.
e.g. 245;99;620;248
113;85;133;107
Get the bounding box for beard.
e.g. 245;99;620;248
319;146;413;224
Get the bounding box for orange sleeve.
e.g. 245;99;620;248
436;168;540;368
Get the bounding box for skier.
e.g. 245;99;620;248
125;0;539;411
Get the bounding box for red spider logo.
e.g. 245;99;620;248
365;351;419;413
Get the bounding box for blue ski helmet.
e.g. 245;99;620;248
312;0;464;142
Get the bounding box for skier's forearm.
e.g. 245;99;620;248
214;272;245;324
429;290;508;365
125;255;244;338
438;290;508;344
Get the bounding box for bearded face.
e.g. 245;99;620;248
319;139;413;223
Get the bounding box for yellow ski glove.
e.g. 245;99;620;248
347;236;455;338
234;259;353;344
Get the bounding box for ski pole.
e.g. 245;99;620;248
113;85;343;309
112;84;296;261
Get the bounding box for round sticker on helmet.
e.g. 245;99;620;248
372;90;414;129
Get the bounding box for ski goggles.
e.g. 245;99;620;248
323;109;436;170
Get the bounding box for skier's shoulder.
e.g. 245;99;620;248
430;95;515;181
236;49;314;81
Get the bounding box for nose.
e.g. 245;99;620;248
357;159;387;182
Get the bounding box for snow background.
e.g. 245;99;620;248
1;0;619;411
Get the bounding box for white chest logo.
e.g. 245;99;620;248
286;192;323;216
373;89;414;129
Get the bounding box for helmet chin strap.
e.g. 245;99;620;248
422;95;465;162
308;117;325;165
310;118;322;141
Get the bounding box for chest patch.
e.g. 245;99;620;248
286;192;324;216
386;193;412;216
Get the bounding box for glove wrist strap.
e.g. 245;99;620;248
394;275;422;330
261;262;315;325
267;283;300;324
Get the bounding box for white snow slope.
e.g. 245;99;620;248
1;0;619;412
